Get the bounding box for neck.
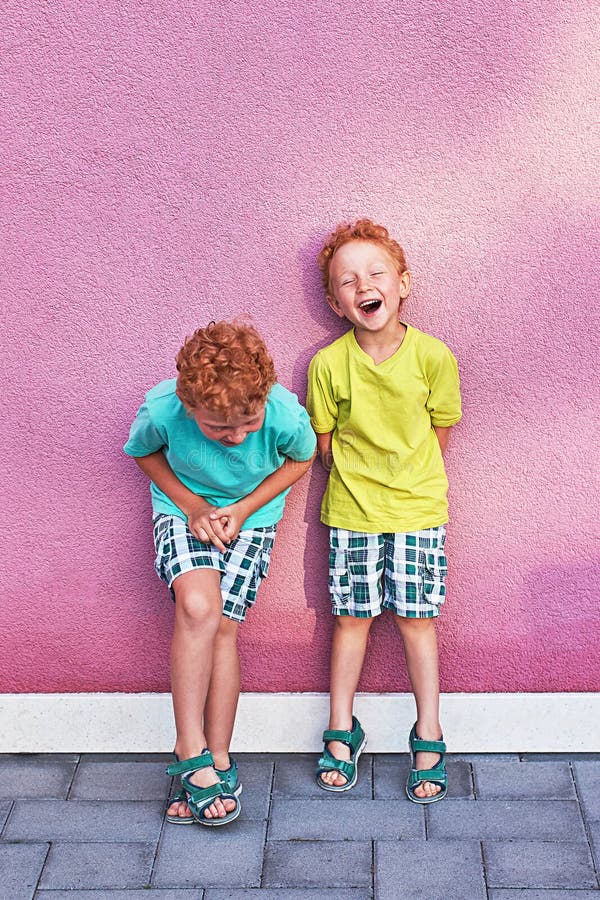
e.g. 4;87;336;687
354;321;407;364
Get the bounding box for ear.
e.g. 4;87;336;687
398;270;412;300
327;293;346;318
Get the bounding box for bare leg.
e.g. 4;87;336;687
204;615;240;770
320;615;375;788
394;615;443;799
168;569;236;821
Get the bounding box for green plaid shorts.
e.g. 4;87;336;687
329;526;448;619
153;514;276;622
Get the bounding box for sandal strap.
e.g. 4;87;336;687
184;780;226;805
411;737;446;754
166;751;215;776
409;768;448;786
323;717;365;755
322;728;353;745
317;753;355;780
168;788;188;804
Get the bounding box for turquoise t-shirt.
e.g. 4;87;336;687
124;379;316;528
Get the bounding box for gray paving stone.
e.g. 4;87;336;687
0;757;77;799
234;757;273;820
521;753;600;762
489;892;600;899
0;754;80;763
269;798;424;840
263;840;371;888
39;842;155;890
452;753;521;763
427;800;587;841
0;842;49;900
373;754;473;799
153;820;266;888
573;761;600;821
588;819;600;870
376;839;486;900
473;761;575;800
0;800;11;833
70;761;169;801
484;840;597;888
35;892;201;899
4;800;164;842
207;891;370;899
80;753;173;763
274;752;372;799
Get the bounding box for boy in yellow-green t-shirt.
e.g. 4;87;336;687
306;219;461;804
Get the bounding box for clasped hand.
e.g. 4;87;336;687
186;501;247;553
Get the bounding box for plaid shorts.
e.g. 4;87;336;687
329;526;448;619
153;514;276;622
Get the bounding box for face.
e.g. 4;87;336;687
327;240;411;332
190;405;265;446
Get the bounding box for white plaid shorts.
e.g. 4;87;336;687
153;514;276;622
329;526;448;619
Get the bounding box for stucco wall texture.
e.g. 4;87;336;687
2;2;599;694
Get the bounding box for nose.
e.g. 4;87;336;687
228;430;247;444
357;274;372;292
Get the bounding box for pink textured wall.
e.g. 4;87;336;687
2;2;599;693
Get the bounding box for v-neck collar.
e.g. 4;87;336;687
349;323;412;368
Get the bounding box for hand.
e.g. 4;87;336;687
209;501;249;543
186;502;230;553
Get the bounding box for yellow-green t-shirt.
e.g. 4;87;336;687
306;326;462;533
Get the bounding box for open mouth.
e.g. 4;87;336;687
358;299;382;315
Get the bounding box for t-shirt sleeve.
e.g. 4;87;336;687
306;354;338;433
123;401;166;457
425;344;462;427
278;404;317;461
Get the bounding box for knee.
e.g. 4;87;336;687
175;588;221;632
214;615;239;645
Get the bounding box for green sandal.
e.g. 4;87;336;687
166;753;242;825
166;750;241;826
316;716;367;793
406;723;448;804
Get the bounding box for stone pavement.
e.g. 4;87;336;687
1;751;600;898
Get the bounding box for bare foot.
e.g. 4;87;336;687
319;739;351;788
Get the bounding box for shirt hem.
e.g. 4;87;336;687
320;513;449;533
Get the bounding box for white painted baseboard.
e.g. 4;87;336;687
1;692;598;753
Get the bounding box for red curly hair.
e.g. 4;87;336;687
317;218;408;295
176;321;276;419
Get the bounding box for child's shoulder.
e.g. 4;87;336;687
266;382;305;418
408;325;457;362
309;331;353;366
145;378;178;406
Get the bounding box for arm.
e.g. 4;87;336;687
434;425;453;457
210;452;316;540
133;451;230;552
315;431;334;471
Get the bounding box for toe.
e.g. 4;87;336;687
213;799;227;818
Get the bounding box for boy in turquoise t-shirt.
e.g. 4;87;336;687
307;219;461;803
125;321;315;826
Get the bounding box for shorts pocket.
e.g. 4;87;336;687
328;548;351;605
245;544;273;606
153;515;173;581
421;546;448;606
